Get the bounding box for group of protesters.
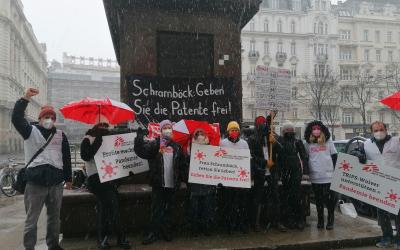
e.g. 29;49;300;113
12;88;400;250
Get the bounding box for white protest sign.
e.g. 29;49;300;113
255;65;292;111
331;153;400;214
188;144;251;188
94;133;149;183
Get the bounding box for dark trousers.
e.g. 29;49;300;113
87;174;123;242
222;187;250;231
280;167;304;225
264;174;281;225
150;187;175;236
190;194;216;231
312;183;336;220
377;208;400;241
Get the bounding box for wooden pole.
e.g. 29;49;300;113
267;111;275;169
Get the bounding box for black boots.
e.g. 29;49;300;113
98;236;111;250
117;236;132;249
142;232;159;245
326;211;334;230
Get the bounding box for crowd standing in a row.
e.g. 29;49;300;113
12;88;400;250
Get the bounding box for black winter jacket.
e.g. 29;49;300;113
134;135;185;189
274;136;309;175
11;98;72;186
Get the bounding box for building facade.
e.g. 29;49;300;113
48;53;120;144
241;0;400;139
0;0;47;154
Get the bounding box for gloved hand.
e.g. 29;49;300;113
137;127;144;138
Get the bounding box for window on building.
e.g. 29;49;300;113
264;20;269;32
264;40;269;55
277;20;282;33
340;49;352;60
378;91;384;99
252;109;257;119
388;51;393;62
291;64;297;77
379;112;385;122
343;113;354;124
387;31;392;43
318;22;324;35
376;50;381;62
316;0;320;10
340;67;352;80
277;42;283;53
375;31;380;43
291;42;296;55
322;1;327;10
314;23;317;34
292;87;298;99
250;40;256;51
366;91;372;102
325;24;328;34
341;89;353;102
293;108;298;119
364;49;370;62
291;21;296;33
272;0;279;9
340;30;351;40
250;22;255;31
363;30;369;41
367;112;372;123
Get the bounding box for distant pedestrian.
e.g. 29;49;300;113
12;88;72;250
304;120;337;230
80;116;131;249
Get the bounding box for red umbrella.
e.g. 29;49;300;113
173;119;220;146
380;91;400;110
60;97;135;125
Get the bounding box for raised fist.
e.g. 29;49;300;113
24;88;39;99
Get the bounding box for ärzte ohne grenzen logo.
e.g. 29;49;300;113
194;150;206;161
101;160;118;180
214;148;228;157
339;160;352;172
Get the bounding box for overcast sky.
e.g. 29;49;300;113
22;0;116;63
22;0;342;63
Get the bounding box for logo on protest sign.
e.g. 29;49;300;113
386;189;400;202
95;133;149;183
101;160;118;180
214;148;227;157
194;150;206;161
362;163;380;173
189;144;251;189
238;167;250;178
331;153;400;214
114;136;125;148
339;160;352;172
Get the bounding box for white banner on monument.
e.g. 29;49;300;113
254;65;292;111
331;153;400;214
188;144;251;188
94;133;149;183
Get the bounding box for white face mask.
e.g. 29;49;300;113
162;129;173;138
42;118;54;130
374;131;386;141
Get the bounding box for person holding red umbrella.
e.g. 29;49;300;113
134;120;185;245
80;115;131;250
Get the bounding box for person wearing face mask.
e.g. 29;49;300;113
134;119;185;245
187;129;216;236
219;121;251;233
358;121;400;249
274;121;308;230
11;88;72;250
304;120;337;231
80;116;131;250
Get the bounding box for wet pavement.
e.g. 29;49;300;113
0;193;383;250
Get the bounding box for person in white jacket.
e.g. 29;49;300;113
304;120;337;230
359;121;400;249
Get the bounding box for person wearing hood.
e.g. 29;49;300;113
134;120;185;245
304;120;337;230
358;121;400;249
188;129;216;236
220;121;250;233
12;88;72;250
80;116;131;250
275;121;308;230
